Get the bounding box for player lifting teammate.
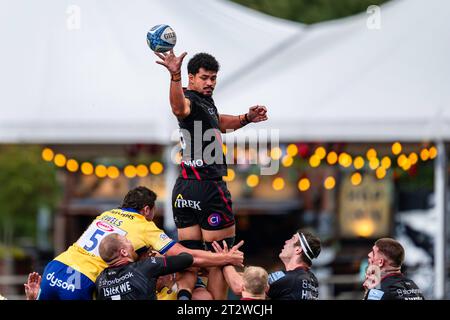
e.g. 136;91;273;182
155;50;268;299
38;187;243;300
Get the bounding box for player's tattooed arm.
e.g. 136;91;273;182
154;49;191;119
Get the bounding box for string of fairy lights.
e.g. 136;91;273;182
42;141;437;191
221;142;438;191
41;147;164;179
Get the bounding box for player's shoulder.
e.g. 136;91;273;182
145;220;164;232
183;89;199;101
287;267;311;278
144;222;174;245
139;255;165;266
366;288;386;300
136;256;166;274
381;274;408;289
268;268;309;282
268;270;287;285
381;274;423;299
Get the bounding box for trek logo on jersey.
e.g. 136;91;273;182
174;194;201;210
207;213;221;226
46;272;76;292
96;221;114;232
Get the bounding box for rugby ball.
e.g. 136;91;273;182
146;24;177;53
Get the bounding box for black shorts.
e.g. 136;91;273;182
172;177;235;231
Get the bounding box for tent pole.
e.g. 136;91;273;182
434;140;447;299
163;145;177;237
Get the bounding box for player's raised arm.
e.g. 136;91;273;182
212;240;245;295
219;105;268;133
155;50;191;119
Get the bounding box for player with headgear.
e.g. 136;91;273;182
266;229;321;300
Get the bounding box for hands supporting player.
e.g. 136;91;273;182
154;49;187;75
156;273;177;293
247;105;268;123
212;240;245;267
24;272;41;300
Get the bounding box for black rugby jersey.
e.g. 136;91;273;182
267;267;319;300
364;273;425;300
95;253;193;300
177;89;227;180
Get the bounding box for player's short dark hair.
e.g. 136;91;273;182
375;238;405;268
187;53;220;75
120;186;157;211
295;229;321;267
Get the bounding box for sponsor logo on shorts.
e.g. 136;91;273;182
174;194;201;210
46;272;76;292
96;221;114;232
207;213;221;227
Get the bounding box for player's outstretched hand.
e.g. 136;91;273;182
154;49;187;75
24;272;41;300
212;240;245;267
247;105;268;123
211;240;224;254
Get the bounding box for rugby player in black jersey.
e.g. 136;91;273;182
95;233;244;300
155;50;268;299
363;238;425;300
213;230;321;300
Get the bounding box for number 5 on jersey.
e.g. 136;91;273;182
77;220;127;257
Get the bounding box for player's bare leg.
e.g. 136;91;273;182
202;225;236;300
176;225;203;299
192;286;214;300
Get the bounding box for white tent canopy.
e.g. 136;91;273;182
2;0;447;144
216;0;450;142
0;0;302;144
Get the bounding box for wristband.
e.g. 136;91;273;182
171;72;181;82
239;114;249;126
